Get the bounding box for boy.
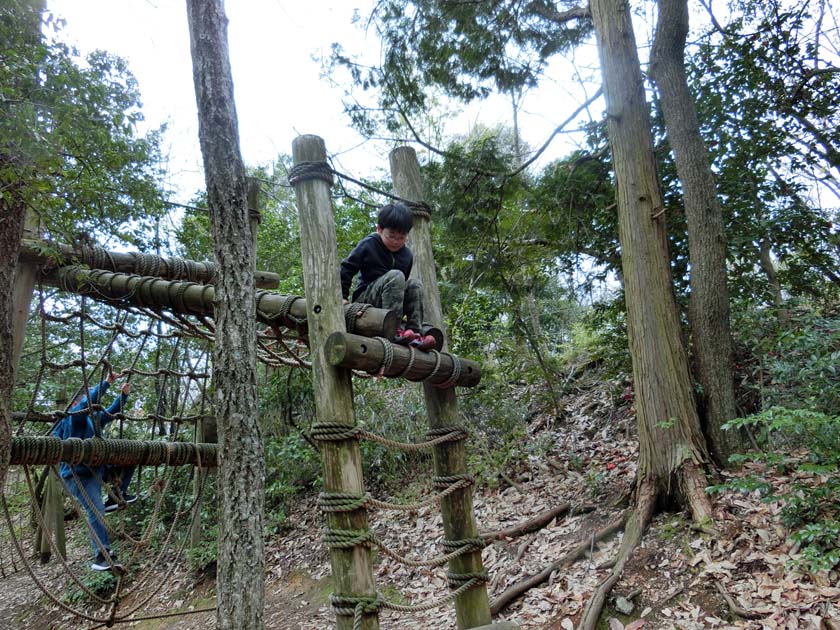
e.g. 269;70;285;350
340;202;436;350
53;370;136;571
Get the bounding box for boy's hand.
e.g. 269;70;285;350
121;383;131;395
342;299;349;305
106;371;119;384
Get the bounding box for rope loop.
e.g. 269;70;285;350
404;200;433;219
344;302;370;333
323;528;374;550
310;422;361;442
288;161;334;186
433;352;461;389
432;473;475;491
440;537;486;552
318;492;368;513
425;426;469;442
447;570;489;589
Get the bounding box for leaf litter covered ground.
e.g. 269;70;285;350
1;373;839;629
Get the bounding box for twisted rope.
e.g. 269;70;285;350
344;302;371;334
324;529;485;568
318;476;472;513
310;423;467;451
331;574;485;630
288;161;334;186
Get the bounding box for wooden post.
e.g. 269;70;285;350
12;214;40;378
246;176;261;272
291;135;378;630
390;146;492;629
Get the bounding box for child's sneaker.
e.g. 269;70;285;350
410;334;437;351
393;327;420;345
91;551;123;572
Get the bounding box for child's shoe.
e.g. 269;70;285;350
410;334;437;351
394;327;420;345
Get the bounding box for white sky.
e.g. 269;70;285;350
46;1;600;204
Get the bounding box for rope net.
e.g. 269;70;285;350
3;285;216;627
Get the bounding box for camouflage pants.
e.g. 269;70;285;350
356;269;425;331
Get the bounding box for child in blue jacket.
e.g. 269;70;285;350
53;371;136;571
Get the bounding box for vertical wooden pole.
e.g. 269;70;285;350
389;146;492;629
291;135;379;630
11;212;40;378
246;176;261;271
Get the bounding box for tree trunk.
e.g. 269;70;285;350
1;0;45;504
650;0;740;463
583;13;716;623
185;2;263;628
590;0;712;511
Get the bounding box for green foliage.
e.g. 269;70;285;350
330;1;592;134
719;407;840;572
186;521;218;573
732;303;840;415
64;569;118;604
689;1;840;302
1;1;167;245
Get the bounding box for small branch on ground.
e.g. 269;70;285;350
490;511;629;615
482;503;589;541
498;471;526;494
714;581;770;620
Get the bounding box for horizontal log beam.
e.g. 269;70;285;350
324;331;481;387
10;436;218;467
39;266;397;340
20;239;280;289
11;411;206;424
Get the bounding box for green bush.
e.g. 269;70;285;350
718;407;840;572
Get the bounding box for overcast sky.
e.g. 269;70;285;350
46;1;600;203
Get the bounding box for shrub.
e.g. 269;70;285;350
719;407;840;572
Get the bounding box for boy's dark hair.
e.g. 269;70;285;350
376;203;413;233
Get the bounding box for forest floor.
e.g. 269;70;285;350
2;370;839;629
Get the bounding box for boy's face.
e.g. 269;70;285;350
377;225;407;253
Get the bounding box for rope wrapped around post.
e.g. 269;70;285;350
9;437;218;468
324;331;481;387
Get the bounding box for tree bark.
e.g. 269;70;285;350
650;0;740;463
582;7;716;622
590;0;712;513
1;0;44;508
185;2;263;628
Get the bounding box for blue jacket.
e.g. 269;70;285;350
53;380;128;479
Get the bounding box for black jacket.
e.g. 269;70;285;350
340;233;413;301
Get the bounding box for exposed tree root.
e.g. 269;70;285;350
489;511;629;615
578;462;716;630
714;581;769;620
577;481;657;630
481;503;594;542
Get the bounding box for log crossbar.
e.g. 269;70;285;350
39;266;397;340
324;331;481;387
20;239;280;289
10;436;218;467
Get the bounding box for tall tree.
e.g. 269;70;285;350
579;1;714;625
0;0;43;518
1;2;166;245
650;0;740;462
185;2;263;628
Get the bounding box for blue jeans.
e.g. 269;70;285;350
64;466;134;555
